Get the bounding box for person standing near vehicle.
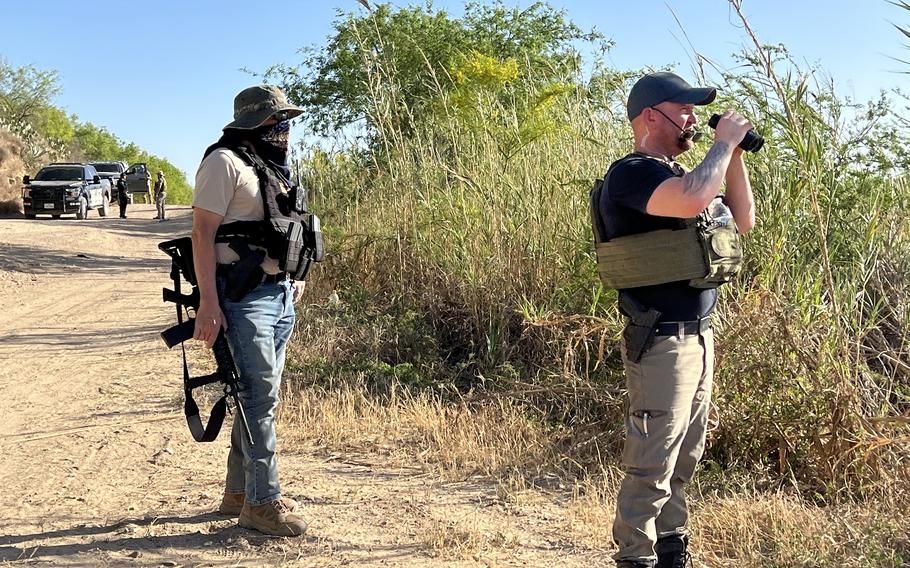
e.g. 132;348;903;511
591;71;756;567
154;170;167;221
117;173;129;218
191;85;311;537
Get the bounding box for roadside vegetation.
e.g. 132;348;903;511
0;59;191;212
267;1;910;565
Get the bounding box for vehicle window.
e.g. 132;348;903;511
34;167;84;181
92;164;120;173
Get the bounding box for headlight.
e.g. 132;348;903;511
66;188;81;197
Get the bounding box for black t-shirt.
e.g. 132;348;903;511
598;153;717;321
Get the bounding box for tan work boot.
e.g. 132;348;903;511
218;492;246;516
218;492;300;516
238;499;308;537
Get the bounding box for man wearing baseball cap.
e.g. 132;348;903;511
591;72;757;567
191;85;310;536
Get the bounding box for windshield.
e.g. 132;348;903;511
92;164;120;173
34;167;83;181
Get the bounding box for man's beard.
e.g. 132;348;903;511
675;128;700;152
675;137;694;152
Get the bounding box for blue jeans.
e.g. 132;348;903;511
218;277;295;505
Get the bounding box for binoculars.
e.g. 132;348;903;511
707;114;764;153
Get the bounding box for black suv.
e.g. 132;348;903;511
22;163;111;219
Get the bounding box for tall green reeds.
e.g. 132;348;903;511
292;9;910;498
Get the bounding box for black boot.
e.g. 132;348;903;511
655;534;691;568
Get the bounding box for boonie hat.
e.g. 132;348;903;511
223;85;305;130
626;72;716;121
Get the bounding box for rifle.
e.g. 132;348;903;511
159;236;253;447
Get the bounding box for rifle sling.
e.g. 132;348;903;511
167;263;230;444
182;354;227;443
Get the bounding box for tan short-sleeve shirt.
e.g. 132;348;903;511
193;148;279;273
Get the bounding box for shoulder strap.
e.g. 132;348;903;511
590;154;639;244
215;220;267;244
590;178;607;244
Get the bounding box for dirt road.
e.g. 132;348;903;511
0;205;609;567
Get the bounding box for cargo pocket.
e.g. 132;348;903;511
622;408;670;471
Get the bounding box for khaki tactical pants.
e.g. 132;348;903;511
156;192;167;220
613;327;714;565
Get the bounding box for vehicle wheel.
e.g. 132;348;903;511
24;213;36;219
99;194;110;217
77;196;88;220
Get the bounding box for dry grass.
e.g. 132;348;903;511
422;515;520;560
691;494;910;568
278;377;558;481
565;471;910;567
276;377;909;566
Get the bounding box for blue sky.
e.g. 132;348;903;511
2;0;908;182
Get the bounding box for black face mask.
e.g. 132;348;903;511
242;120;289;180
251;120;290;161
217;120;293;180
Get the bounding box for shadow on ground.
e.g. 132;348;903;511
0;511;425;565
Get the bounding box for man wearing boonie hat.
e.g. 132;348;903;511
590;72;758;567
191;85;309;537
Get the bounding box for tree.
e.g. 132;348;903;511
0;59;67;166
265;1;602;137
0;60;60;129
71;122;122;161
33;106;75;144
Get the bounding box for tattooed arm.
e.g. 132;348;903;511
645;141;734;218
646;111;754;218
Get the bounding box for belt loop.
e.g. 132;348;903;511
677;321;685;338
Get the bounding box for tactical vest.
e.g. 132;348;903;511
206;141;325;281
590;154;743;290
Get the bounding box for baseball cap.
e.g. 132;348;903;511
626;72;716;121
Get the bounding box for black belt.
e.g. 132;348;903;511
216;264;287;284
263;272;288;283
654;318;711;337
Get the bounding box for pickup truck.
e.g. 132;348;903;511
88;161;128;201
22;163;111;219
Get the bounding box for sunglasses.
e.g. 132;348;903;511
271;110;291;121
